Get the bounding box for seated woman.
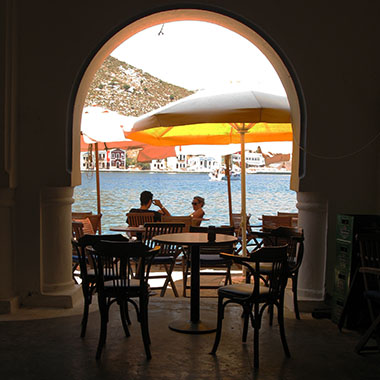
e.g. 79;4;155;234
190;196;205;226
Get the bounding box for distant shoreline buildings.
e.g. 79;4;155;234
80;149;291;173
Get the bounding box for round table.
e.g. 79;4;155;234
152;232;237;334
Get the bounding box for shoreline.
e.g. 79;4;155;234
81;169;291;175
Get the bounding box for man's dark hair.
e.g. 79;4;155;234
140;191;153;206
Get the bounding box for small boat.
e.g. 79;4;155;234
209;168;240;181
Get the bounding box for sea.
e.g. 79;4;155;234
73;171;298;232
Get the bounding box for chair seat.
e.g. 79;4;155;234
365;290;380;303
152;256;176;265
199;254;233;266
218;283;269;299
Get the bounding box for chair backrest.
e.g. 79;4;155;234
357;233;380;269
190;225;235;236
262;215;294;231
231;213;251;236
126;212;155;227
72;220;84;241
240;245;289;301
190;225;236;255
75;234;128;276
143;222;185;252
268;227;304;271
277;212;298;227
72;213;102;235
92;240;159;291
161;215;192;231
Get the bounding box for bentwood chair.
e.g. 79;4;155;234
257;226;305;320
143;222;185;297
92;239;160;360
354;233;380;353
182;226;236;297
210;245;290;369
73;233;129;338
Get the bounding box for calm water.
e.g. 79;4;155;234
73;172;297;232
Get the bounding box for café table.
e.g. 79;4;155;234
110;225;145;240
152;232;237;334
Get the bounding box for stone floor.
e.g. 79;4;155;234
1;272;379;380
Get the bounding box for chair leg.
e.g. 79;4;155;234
277;302;291;357
139;297;152;360
242;308;250;343
224;265;232;286
96;301;109;360
119;300;131;337
292;274;301;320
354;313;380;354
253;303;261;369
160;263;179;297
210;295;224;354
183;259;189;297
80;283;92;338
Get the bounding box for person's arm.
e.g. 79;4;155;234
152;199;171;216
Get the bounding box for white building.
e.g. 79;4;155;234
232;152;265;168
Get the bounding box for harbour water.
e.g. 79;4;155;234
73;172;297;232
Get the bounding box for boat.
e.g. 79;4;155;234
209;168;241;181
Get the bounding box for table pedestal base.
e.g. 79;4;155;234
169;320;216;334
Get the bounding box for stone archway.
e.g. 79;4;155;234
72;9;326;307
71;9;302;191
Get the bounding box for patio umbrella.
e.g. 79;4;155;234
124;88;293;254
81;107;177;227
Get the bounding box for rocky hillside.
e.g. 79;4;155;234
84;56;193;116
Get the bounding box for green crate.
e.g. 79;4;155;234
336;214;354;241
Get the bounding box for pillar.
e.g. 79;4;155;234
22;186;82;308
296;192;328;301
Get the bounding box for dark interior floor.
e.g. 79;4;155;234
0;297;379;380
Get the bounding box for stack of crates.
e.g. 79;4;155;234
332;214;380;328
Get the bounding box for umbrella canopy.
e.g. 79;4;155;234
80;107;176;222
124;88;293;254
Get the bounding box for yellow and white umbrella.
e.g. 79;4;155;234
124;88;293;254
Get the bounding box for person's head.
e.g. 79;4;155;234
192;196;205;210
140;191;153;207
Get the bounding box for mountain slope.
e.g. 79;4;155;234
84;56;193;116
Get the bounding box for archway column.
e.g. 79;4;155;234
296;192;328;302
22;186;81;308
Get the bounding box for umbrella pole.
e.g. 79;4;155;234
95;142;102;233
240;131;247;256
224;155;233;227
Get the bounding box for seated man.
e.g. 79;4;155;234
128;190;170;222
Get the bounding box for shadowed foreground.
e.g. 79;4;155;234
0;296;379;380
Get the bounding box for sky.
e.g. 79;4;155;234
111;21;292;155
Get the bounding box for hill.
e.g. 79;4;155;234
84;56;193;116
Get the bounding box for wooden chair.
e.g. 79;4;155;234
126;212;155;227
210;245;290;369
262;215;294;231
161;215;192;231
73;233;128;338
72;213;102;281
92;239;160;360
182;225;236;297
277;212;298;227
354;233;380;353
258;226;305;320
143;222;185;297
231;213;261;254
72;213;102;235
